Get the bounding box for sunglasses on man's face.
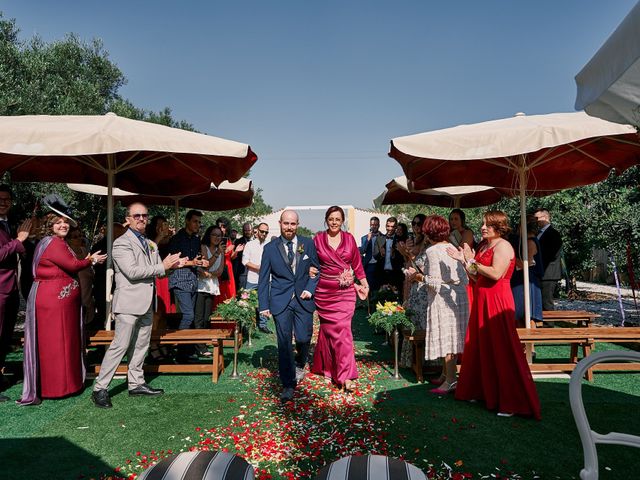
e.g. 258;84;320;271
130;213;149;220
258;230;269;234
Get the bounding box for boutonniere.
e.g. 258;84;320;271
148;241;157;253
297;244;305;255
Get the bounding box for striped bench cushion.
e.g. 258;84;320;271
314;455;426;480
138;451;254;480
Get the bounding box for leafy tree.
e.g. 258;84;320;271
0;12;271;233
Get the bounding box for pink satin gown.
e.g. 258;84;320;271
311;231;366;385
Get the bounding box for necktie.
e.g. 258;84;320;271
286;241;294;266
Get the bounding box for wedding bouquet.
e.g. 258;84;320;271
367;301;414;334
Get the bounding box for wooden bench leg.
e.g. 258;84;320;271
212;340;224;383
570;343;579;364
583;341;594;382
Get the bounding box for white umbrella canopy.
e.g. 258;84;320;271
376;175;509;208
575;1;640;125
0;113;258;328
389;111;640;341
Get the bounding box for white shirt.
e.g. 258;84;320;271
242;237;269;284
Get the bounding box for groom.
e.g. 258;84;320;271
258;210;320;402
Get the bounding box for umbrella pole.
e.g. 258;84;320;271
105;165;114;331
519;158;533;363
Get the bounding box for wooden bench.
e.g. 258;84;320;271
517;326;640;381
88;327;234;383
403;329;426;382
537;310;600;328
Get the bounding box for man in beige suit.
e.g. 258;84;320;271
92;203;183;409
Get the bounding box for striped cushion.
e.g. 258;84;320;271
138;451;255;480
314;455;426;480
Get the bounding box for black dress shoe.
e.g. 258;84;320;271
280;387;294;403
258;326;273;334
91;389;112;408
128;383;164;396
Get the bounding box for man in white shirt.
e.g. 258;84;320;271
242;222;271;333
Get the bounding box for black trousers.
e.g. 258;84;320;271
0;290;20;379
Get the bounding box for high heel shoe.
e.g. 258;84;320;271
430;381;457;395
342;380;356;393
429;375;446;386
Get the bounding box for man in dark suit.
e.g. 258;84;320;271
359;216;381;293
258;210;320;403
375;216;404;297
534;208;563;311
0;185;32;402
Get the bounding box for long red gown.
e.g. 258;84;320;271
35;236;92;399
213;240;236;309
455;247;541;419
311;231;366;385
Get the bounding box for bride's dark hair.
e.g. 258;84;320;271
324;205;345;223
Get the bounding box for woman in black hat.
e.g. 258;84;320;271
18;195;106;405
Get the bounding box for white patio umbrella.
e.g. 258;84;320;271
375;175;509;208
0;113;258;328
575;1;640;125
389;112;640;341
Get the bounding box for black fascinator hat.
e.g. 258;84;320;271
42;194;77;227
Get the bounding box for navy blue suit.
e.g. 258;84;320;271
258;235;319;388
360;232;380;292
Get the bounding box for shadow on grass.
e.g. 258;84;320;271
0;436;115;480
370;376;640;479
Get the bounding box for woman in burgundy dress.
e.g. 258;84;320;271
311;206;369;391
448;211;541;419
19;208;106;405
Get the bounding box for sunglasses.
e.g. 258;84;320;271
130;213;149;220
258;230;269;234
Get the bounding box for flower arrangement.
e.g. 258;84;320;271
368;301;414;334
213;290;257;333
297;244;305;255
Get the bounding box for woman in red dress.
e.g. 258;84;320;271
19;209;106;405
146;215;175;317
448;211;541;419
311;206;369;391
213;217;236;309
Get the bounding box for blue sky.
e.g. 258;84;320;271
4;1;637;210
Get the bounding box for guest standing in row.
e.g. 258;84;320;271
20;196;107;405
359;216;381;293
194;226;226;354
214;217;236;308
312;206;369;392
242;223;272;333
92;203;184;408
408;215;468;394
534;208;563;311
0;185;33;402
510;215;544;326
449;211;541;419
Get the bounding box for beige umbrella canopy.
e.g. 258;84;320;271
0;113;258;328
389;111;640;336
376;176;507;208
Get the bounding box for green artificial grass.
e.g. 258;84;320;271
0;310;638;479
